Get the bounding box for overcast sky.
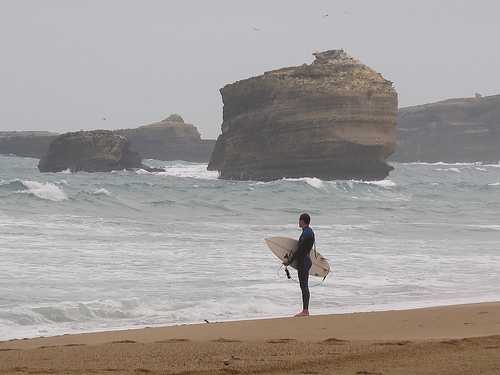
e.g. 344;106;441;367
1;1;499;138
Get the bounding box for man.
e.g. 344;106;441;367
284;213;315;317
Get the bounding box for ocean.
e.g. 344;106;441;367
0;155;499;340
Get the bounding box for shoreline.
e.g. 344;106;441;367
2;301;500;348
3;297;500;343
1;302;499;374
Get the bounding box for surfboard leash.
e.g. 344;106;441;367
277;264;328;287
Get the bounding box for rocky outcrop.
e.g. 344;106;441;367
1;116;215;162
0;131;58;158
38;130;143;172
115;114;215;162
392;94;500;162
208;50;398;181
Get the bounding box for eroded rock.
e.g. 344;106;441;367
38;130;142;172
392;94;500;162
208;49;398;181
115;116;215;162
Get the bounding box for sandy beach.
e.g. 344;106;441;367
1;302;499;374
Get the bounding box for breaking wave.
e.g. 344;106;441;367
21;180;68;201
282;177;325;189
0;179;68;201
93;188;112;196
2;156;500;340
141;161;219;180
435;167;461;173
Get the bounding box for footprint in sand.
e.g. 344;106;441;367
212;338;242;343
322;338;347;345
111;340;137;344
266;338;297;344
155;338;191;343
440;340;459;345
375;341;411;346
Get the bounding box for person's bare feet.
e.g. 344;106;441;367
294;310;309;317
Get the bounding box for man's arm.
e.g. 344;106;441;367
286;235;314;265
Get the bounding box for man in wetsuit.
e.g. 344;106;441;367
284;213;315;317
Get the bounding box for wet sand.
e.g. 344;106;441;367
1;302;499;374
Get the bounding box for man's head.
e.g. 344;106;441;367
299;213;311;228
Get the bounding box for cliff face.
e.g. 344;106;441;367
1;116;215;162
38;130;142;172
115;115;215;162
392;95;500;162
208;50;398;181
0;132;57;158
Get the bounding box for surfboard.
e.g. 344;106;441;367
265;236;331;278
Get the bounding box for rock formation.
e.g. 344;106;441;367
208;50;398;181
392;94;500;162
1;116;215;162
115;115;215;162
0;131;57;158
38;130;143;172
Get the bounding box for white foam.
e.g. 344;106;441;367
467;224;500;230
135;169;153;175
355;179;397;188
488;182;500;186
282;177;325;189
404;162;481;166
435;167;461;173
93;188;111;196
155;163;218;180
20;180;67;201
57;179;69;186
58;169;72;174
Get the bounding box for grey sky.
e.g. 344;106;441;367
1;1;499;139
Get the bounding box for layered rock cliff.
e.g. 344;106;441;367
1;116;215;162
115;115;215;162
392;94;500;162
38;130;143;172
208;50;398;181
0;131;57;158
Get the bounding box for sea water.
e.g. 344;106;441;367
0;155;499;340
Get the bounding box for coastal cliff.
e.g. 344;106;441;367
208;50;398;181
392;94;500;162
1;115;215;162
0;132;57;158
115;115;215;162
38;130;142;172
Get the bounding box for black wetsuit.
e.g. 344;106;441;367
289;227;315;310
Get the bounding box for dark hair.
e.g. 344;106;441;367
299;213;311;224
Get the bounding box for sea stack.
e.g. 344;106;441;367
115;114;215;162
208;50;398;181
38;130;142;172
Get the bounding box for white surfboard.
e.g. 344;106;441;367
265;236;331;279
